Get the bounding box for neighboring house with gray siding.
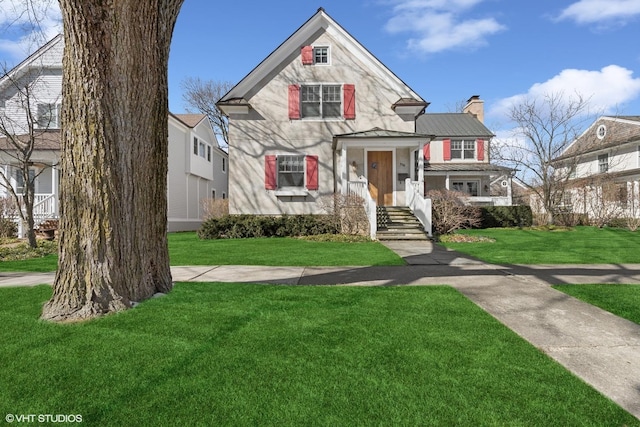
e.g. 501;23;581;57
0;35;228;234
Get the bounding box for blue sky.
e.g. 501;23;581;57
2;0;640;133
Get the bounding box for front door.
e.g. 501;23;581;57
367;151;393;206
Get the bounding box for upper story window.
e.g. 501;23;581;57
598;153;608;173
301;84;341;118
451;140;476;160
314;47;329;64
222;157;226;173
193;136;211;163
301;45;330;65
36;103;61;128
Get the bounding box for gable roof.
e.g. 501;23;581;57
555;115;640;161
0;34;63;91
218;8;426;107
416;113;494;139
171;113;206;128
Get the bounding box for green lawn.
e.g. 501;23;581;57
168;232;404;266
440;226;640;264
553;284;640;325
0;232;404;272
1;284;636;426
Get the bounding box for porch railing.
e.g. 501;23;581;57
14;193;58;238
405;179;432;237
347;179;377;240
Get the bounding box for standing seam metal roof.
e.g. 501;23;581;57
416;113;494;138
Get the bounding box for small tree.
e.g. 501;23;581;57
427;189;481;235
492;92;594;225
181;77;233;149
0;64;60;248
319;193;369;235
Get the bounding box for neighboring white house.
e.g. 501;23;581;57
553;115;640;221
0;34;228;234
168;113;228;231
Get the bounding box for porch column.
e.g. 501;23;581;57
445;173;450;190
418;142;424;184
52;166;59;217
507;175;513;205
340;146;347;195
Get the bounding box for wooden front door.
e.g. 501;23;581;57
367;151;393;206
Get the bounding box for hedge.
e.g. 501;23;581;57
478;205;533;228
198;214;339;239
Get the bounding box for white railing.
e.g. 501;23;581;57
347;179;377;240
405;179;432;237
461;196;511;206
14;193;58;238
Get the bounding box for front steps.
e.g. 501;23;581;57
376;206;429;241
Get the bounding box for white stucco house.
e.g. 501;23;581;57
0;34;228;234
217;8;512;238
552;116;640;221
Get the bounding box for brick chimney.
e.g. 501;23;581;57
463;95;484;123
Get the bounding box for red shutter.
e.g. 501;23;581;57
423;143;430;161
301;46;313;65
288;85;300;120
476;139;485;161
343;84;356;120
306;155;319;190
265;155;277;190
443;139;451;161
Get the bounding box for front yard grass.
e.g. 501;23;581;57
168;232;405;266
0;232;404;272
553;284;640;325
1;283;637;425
440;226;640;264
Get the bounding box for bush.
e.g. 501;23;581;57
201;198;229;220
319;194;369;235
0;218;17;238
427;189;481;236
198;214;339;239
478;205;533;228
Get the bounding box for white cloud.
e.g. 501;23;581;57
490;65;640;118
0;0;62;63
556;0;640;25
383;0;506;54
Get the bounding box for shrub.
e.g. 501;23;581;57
319;194;369;235
198;214;339;239
427;189;481;235
201;198;229;220
478;205;533;228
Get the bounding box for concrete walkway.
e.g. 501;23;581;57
2;242;640;419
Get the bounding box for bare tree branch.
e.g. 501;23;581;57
181;77;233;150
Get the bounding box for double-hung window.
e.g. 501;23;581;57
451;140;475;160
598;153;609;173
277;155;305;188
301;84;341;118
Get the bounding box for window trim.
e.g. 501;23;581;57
313;46;330;65
192;135;212;163
598;153;609;173
451;180;480;196
450;139;476;161
36;102;61;129
300;83;343;120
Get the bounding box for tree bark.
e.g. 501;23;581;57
42;0;184;322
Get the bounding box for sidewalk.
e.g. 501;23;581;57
2;242;640;419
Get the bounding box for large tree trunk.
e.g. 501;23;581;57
42;0;184;322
